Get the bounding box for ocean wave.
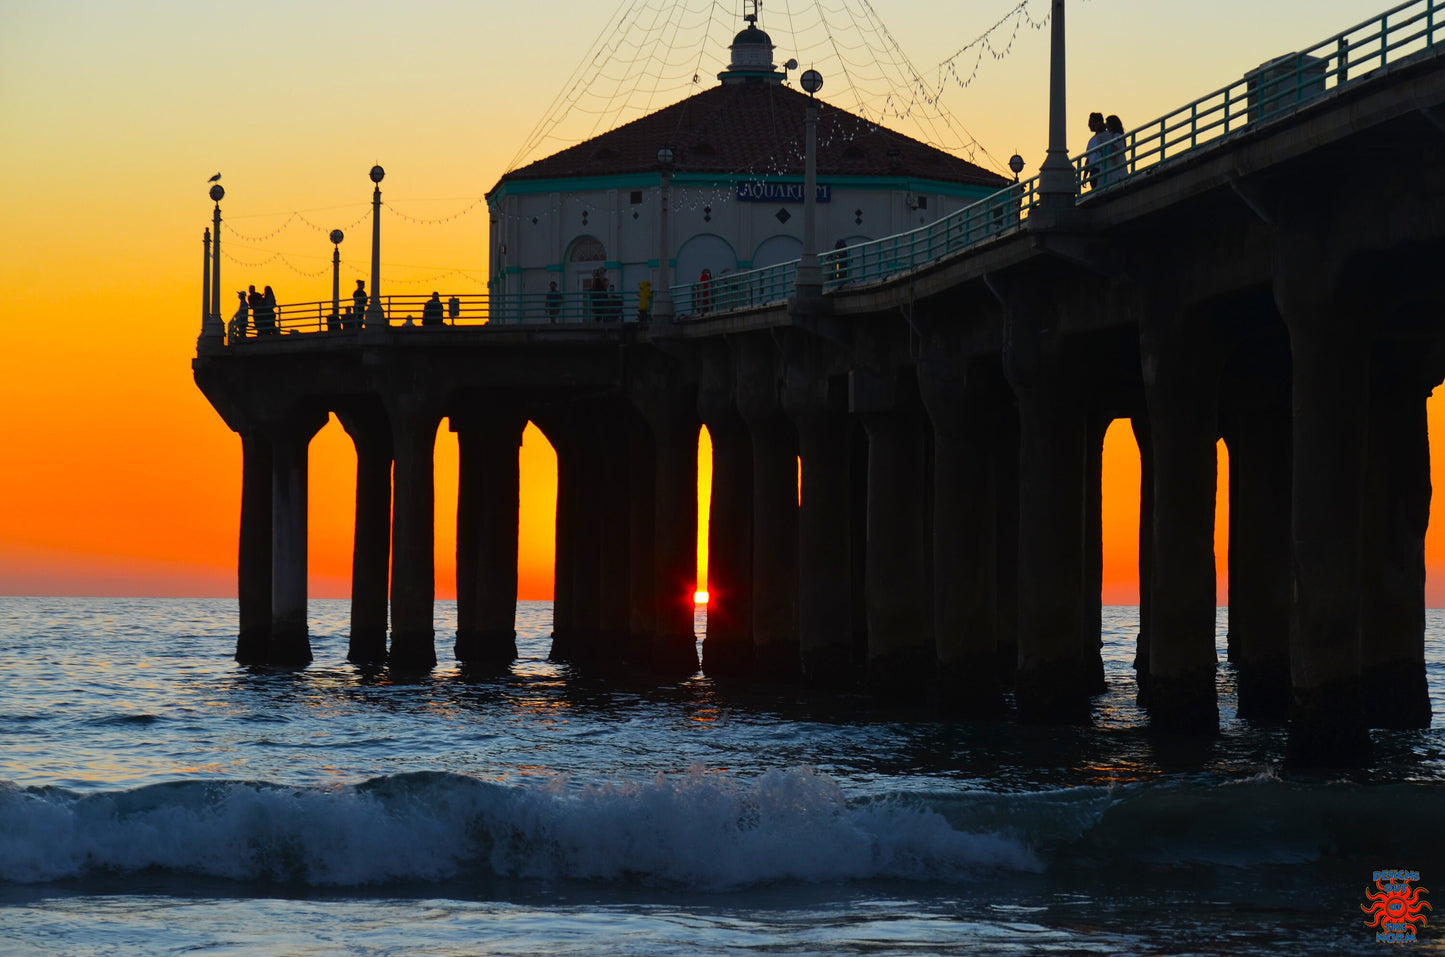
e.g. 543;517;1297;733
0;768;1037;889
5;770;1440;890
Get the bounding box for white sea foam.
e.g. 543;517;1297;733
0;768;1039;888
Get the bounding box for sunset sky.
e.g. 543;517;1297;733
3;0;1439;605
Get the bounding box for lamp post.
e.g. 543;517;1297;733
210;183;224;323
366;165;385;325
202;226;212;329
330;229;344;330
1037;0;1075;211
654;147;675;321
796;69;824;296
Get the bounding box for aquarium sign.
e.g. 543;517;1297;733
1362;870;1429;944
736;182;831;203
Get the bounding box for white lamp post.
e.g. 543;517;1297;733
1037;0;1075;211
330;229;344;329
210;183;224;323
654;147;676;321
795;69;824;296
366;165;386;325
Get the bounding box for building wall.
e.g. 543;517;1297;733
488;173;1000;319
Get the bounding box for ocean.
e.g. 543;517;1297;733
1;598;1442;955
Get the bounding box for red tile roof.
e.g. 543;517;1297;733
490;81;1009;194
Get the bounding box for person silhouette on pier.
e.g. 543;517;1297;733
260;285;278;334
352;280;368;330
697;268;712;315
247;286;269;334
637;280;652;323
230;290;249;339
546;281;562;322
1084;112;1108;189
422;291;444;326
1100;114;1127;187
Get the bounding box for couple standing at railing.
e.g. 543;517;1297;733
230;284;278;337
1084;111;1127;190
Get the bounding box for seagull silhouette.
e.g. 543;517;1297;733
208;172;221;183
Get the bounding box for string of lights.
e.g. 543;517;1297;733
504;0;1056;181
220;0;1074;291
224;207;371;245
931;1;1050;96
295;208;372;235
382;197;486;225
224;213;299;243
222;236;488;286
220;248;336;279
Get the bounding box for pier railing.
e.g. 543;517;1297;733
1081;0;1442;196
226;290;643;340
666;0;1444;319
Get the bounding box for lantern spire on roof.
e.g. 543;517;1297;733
719;1;785;85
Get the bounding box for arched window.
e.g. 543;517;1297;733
752;235;803;269
567;236;607;293
676;234;737;286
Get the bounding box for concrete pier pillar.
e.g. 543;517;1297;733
849;421;871;670
1219;345;1292;722
1362;343;1440;728
571;429;607;660
337;409;393;666
697;347;754;677
452;410;525;669
1131;414;1155;701
591;406;637;662
918;355;1003;716
388;404;442;671
737;337;799;681
455;424;480;651
563;419;607;662
1011;386;1091;722
266;412;327;666
993;407;1020;687
627;413;657;656
1275;250;1371;766
784;360;855;689
631;362;700;675
236;430;273;665
854;370;933;700
546;418;578;654
532;413;594;662
1081;410;1109;696
647;411;700;674
1141;311;1221;735
1002;282;1091;723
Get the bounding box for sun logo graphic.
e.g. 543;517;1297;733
1363;870;1431;944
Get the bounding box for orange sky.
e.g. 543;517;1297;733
3;0;1440;604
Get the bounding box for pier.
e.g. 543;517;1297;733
195;0;1445;766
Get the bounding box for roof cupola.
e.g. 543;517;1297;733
718;1;785;85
